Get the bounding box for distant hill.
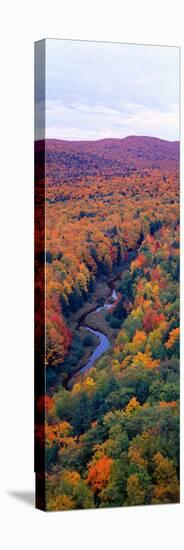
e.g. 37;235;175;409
35;136;179;184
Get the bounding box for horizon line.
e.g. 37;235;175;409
35;134;180;144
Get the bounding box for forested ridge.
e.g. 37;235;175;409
36;136;179;510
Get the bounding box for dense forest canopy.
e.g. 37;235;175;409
36;136;179;511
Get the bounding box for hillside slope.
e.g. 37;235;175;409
35;136;179;185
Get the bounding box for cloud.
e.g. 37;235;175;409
46;100;179;141
43;40;179;141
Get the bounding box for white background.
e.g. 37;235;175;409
0;1;183;548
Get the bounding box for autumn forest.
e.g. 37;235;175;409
35;135;179;511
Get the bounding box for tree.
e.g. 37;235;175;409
165;327;179;355
87;455;113;493
47;494;75;511
126;474;145;506
46;295;72;366
152;452;179;504
125;397;140;415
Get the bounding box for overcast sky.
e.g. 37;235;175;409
44;39;179;141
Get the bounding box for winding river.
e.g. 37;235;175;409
79;288;118;373
67;285;118;388
67;251;136;388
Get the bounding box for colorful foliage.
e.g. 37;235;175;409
36;136;179;510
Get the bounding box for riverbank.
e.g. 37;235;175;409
65;255;135;388
48;252;136;392
67;286;117;388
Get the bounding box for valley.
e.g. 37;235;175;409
35;135;180;511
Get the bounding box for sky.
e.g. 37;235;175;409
42;39;179;141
